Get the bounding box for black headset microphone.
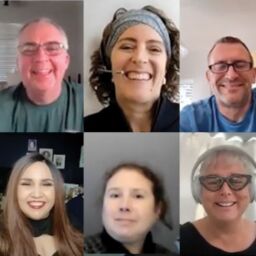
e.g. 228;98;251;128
97;67;124;75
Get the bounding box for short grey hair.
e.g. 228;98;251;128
18;17;69;50
199;149;254;175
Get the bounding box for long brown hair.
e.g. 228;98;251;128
0;154;83;256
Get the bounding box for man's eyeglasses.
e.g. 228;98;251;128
18;41;67;56
208;61;253;74
199;174;252;192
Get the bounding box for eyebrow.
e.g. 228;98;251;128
20;41;62;45
19;178;54;182
117;37;164;45
106;187;148;193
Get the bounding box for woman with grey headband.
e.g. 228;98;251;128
84;6;179;132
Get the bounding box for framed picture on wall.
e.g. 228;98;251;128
39;148;53;161
28;139;37;152
53;154;65;169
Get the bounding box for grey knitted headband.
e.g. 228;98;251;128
105;9;171;58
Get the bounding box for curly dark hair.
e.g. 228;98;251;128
89;5;180;105
101;162;172;229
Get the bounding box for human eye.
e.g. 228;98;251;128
109;193;120;198
119;43;134;50
135;194;144;199
19;43;37;55
45;42;63;54
211;62;227;72
19;180;32;186
148;45;163;53
42;182;54;187
234;61;251;71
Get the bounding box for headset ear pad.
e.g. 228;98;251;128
192;175;201;204
249;174;256;202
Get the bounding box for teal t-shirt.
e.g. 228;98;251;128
0;80;83;132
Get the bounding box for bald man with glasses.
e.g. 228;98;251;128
0;17;83;132
180;36;256;132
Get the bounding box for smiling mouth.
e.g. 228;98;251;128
125;71;152;81
27;201;46;209
215;202;236;207
31;69;52;75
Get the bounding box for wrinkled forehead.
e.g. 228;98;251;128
18;21;66;45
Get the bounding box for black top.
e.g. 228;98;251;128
180;222;256;256
28;215;53;237
84;228;176;254
84;97;179;132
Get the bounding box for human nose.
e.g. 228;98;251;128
31;184;43;198
219;181;232;196
224;65;239;80
32;46;49;61
131;47;148;64
119;196;132;212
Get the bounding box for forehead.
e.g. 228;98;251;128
19;161;53;180
117;24;164;43
18;22;64;44
202;153;247;175
208;43;251;63
106;168;152;190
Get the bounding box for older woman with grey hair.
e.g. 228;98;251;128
181;145;256;256
84;6;179;132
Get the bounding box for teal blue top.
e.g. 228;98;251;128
0;80;83;132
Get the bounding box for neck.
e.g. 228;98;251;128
217;95;251;122
117;98;155;132
206;217;245;234
25;85;62;105
123;239;144;254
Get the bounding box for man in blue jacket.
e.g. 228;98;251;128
180;36;256;132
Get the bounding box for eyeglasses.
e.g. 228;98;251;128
208;61;253;74
18;41;66;56
199;174;252;192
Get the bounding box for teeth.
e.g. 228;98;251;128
216;202;235;207
126;72;151;80
32;69;51;75
28;201;45;207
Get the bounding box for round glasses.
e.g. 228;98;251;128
208;61;253;74
18;41;66;56
199;174;252;192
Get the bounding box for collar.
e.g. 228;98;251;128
101;228;156;254
28;215;53;237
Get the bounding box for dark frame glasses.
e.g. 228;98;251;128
199;174;252;192
208;61;253;74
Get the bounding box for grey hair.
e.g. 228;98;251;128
199;149;254;175
18;17;69;50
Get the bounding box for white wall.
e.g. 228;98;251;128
181;0;256;106
84;0;180;115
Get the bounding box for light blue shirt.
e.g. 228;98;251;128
180;88;256;132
